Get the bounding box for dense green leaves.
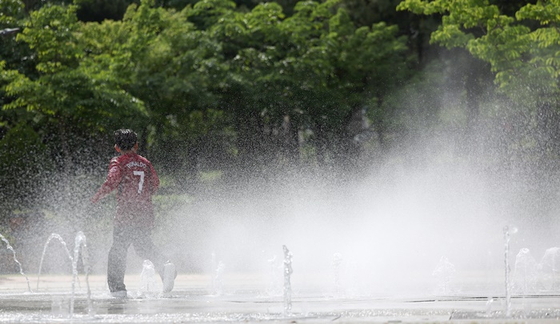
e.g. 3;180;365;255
2;0;560;224
4;4;146;129
0;0;25;26
398;0;560;189
0;0;414;183
9;0;552;191
0;123;53;219
397;0;560;106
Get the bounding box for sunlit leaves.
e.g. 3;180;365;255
516;1;560;25
2;2;146;133
0;0;25;26
1;0;412;174
17;4;82;72
398;0;560;106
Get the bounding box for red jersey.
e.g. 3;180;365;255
92;152;160;228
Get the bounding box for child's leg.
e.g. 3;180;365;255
131;227;177;293
108;226;133;292
131;227;168;275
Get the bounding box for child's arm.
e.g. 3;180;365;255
91;158;121;203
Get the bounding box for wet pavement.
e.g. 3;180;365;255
0;273;559;323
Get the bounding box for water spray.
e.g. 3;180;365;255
70;231;92;316
283;245;293;314
37;233;75;291
432;256;455;295
540;247;560;291
332;253;342;296
0;234;31;292
513;248;538;295
503;225;517;317
139;260;160;297
211;252;225;296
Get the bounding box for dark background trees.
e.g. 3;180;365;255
2;0;560;236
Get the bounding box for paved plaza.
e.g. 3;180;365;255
0;272;558;323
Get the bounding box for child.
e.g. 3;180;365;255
91;129;176;298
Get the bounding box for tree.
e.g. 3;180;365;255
0;123;53;219
2;4;147;171
397;0;560;109
192;0;411;175
77;0;235;187
397;0;560;176
74;0;138;22
278;0;410;170
1;0;34;136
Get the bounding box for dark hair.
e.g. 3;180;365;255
114;129;138;151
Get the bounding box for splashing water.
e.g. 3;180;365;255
504;225;517;317
485;297;494;317
283;245;293;314
0;233;31;292
332;253;342;296
540;247;560;291
513;248;538;294
211;253;225;296
432;256;456;295
70;231;92;316
37;233;75;291
138;260;161;298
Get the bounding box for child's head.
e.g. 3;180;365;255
114;129;138;151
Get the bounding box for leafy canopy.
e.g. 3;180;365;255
397;0;560;106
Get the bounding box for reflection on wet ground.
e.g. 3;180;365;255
0;274;559;323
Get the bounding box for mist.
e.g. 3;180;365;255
148;130;560;297
9;76;560;299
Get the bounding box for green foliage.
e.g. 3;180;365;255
1;0;413;189
3;3;146;134
0;1;37;86
189;0;237;30
0;0;25;26
18;4;82;71
73;0;138;22
397;0;560;107
0;124;52;215
340;0;402;28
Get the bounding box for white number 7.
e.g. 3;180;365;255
133;171;145;194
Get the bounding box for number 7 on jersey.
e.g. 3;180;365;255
133;171;145;194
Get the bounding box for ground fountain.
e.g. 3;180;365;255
37;233;75;291
282;245;292;315
138;260;161;298
210;252;225;296
512;248;538;295
432;256;455;295
331;252;342;296
0;156;560;323
0;224;559;323
540;247;560;291
0;233;31;293
503;225;517;317
70;231;91;316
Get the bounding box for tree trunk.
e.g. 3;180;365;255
314;121;329;169
277;115;300;169
333;107;367;174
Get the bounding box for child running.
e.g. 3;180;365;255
91;129;176;298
